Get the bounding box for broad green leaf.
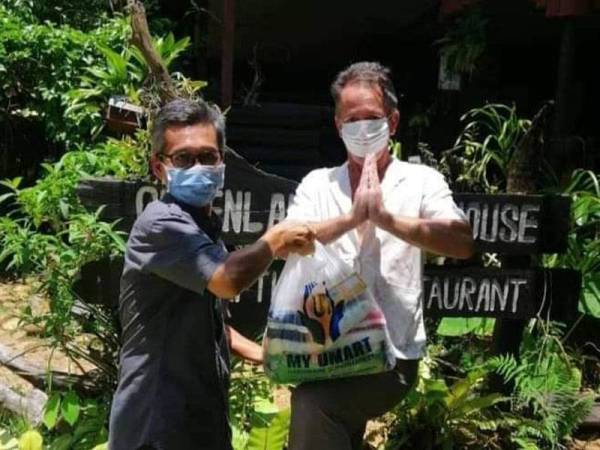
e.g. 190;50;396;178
231;425;249;450
91;444;108;450
579;274;600;317
436;317;494;336
452;393;505;418
247;409;291;450
43;393;61;430
60;391;81;426
253;398;279;415
17;431;42;450
0;193;15;204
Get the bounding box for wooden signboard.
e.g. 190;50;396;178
77;150;571;253
76;147;297;245
456;194;570;254
423;266;580;320
219;265;581;338
76;151;580;337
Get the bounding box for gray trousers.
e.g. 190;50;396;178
288;359;419;450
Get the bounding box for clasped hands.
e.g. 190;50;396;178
264;155;391;258
349;154;392;230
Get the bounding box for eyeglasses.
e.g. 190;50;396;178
160;150;221;169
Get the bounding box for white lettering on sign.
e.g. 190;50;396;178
498;204;519;242
134;186;295;236
220;190;293;235
268;193;286;228
519;204;539;244
135;186;160;216
243;191;263;233
425;275;529;314
458;201;541;245
223;190;244;233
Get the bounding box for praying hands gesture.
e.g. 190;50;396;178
351;154;473;257
351;154;390;229
307;154;474;259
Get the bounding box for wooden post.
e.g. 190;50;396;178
221;0;235;107
553;19;575;138
549;19;576;180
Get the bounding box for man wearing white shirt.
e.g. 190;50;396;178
285;62;474;450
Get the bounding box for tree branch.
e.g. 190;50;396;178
127;0;178;104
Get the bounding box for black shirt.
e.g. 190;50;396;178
109;195;231;450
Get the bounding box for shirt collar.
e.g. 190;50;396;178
162;193;223;242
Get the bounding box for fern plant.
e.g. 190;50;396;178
490;321;594;449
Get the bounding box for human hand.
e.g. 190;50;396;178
350;157;370;227
358;154;393;230
264;221;316;258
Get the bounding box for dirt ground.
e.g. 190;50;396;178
0;278;97;418
0;279;95;373
571;435;600;450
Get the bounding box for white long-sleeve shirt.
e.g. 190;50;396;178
286;159;467;359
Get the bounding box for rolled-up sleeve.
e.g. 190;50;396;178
136;214;228;294
419;168;467;222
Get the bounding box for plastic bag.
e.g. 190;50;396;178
263;242;395;384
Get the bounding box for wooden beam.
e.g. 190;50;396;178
221;0;235;107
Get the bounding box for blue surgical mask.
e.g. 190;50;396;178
165;164;225;208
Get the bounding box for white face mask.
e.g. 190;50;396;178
341;118;390;158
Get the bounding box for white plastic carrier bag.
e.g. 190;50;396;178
263;242;395;384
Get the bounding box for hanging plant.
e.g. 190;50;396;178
436;7;488;90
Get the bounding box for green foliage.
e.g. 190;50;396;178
245;407;290;450
436;7;487;77
436;317;495;337
0;134;149;230
67;33;196;130
393;319;594;449
1;0;112;30
0;136;137;379
490;321;594;448
40;393;109;450
386;358;507;450
0;5;130;147
229;361;275;433
544;170;600;317
389;138;402;160
441;103;531;193
0;3;197;150
229;361;290;450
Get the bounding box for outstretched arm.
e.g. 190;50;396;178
208;221;315;299
227;326;263;364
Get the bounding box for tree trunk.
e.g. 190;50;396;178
0;381;47;426
127;0;178;104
